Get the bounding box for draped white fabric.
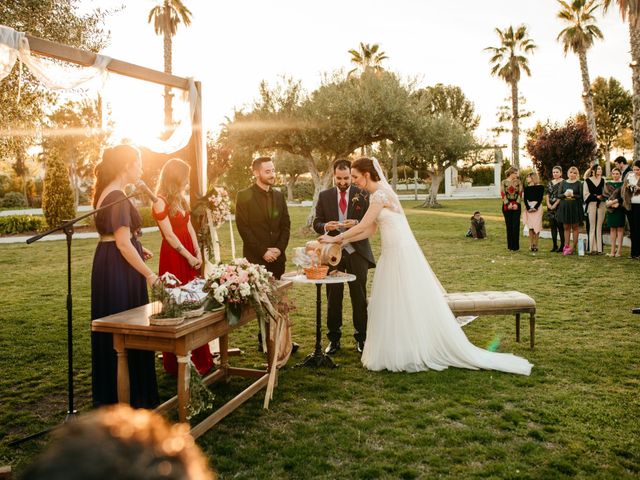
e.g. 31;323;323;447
0;25;207;196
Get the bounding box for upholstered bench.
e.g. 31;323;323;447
445;291;536;349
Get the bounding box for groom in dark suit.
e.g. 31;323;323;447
313;159;375;354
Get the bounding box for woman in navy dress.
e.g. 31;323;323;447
91;145;159;408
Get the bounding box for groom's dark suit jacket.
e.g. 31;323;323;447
235;183;290;278
313;185;374;343
313;186;375;268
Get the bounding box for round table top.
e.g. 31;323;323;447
281;271;356;285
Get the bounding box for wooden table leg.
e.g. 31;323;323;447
113;334;130;404
177;353;191;423
219;334;229;381
515;313;521;343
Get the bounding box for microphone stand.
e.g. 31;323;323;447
9;190;143;446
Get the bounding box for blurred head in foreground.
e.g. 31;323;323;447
21;404;215;480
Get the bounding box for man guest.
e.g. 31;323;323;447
235;157;296;352
313;159;375;354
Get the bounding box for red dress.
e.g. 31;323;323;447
153;197;213;376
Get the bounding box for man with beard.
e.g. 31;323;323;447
235;157;296;352
313;159;375;354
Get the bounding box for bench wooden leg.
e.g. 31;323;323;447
529;313;535;349
515;313;520;343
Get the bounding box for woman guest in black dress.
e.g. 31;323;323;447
583;164;606;254
557;166;583;256
546;166;565;252
604;167;625;257
622;160;640;259
91;145;160;408
500;167;523;251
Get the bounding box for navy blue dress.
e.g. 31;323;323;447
91;190;159;408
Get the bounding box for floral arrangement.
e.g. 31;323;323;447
192;186;232;263
150;273;184;320
203;258;273;305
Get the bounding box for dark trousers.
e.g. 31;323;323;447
549;215;565;249
326;251;369;343
503;207;521;251
631;205;640;257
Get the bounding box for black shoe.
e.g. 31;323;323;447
325;341;341;355
356;341;365;353
632;307;640;314
291;342;299;354
550;246;558;252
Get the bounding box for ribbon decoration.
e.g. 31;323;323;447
228;215;236;259
205;209;221;264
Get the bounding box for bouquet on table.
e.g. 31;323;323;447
202;258;293;408
149;273;208;325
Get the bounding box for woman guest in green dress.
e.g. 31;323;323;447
604;168;625;257
557;166;583;255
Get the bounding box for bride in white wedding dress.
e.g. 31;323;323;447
319;157;532;375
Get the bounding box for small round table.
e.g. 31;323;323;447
281;271;356;368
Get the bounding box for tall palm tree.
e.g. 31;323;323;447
348;42;388;78
148;0;192;131
485;25;537;168
556;0;603;142
603;0;640;160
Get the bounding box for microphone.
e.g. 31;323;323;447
135;180;158;203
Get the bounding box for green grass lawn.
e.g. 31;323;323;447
1;199;639;479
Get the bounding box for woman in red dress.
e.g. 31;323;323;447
152;158;213;376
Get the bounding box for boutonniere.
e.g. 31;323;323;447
351;191;368;206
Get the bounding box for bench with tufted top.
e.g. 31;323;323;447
445;291;536;349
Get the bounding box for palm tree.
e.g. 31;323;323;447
348;42;388;78
603;0;640;160
556;0;603;142
485;25;537;168
148;0;192;131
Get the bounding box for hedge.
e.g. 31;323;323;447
0;215;47;235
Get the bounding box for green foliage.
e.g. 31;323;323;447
1;191;27;208
592;76;633;157
42;156;75;228
525;118;597;180
0;214;46;234
0;1;110;166
137;206;159;229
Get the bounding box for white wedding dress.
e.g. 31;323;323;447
361;187;533;375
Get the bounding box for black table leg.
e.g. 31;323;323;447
297;283;337;368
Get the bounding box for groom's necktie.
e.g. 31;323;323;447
339;190;347;215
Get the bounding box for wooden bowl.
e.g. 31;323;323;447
304;265;329;280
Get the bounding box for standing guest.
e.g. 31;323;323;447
500;167;523;251
152;158;213;377
91;145;159;408
615;155;631;181
469;211;487;239
583;164;606;254
313;159;375;354
622;160;640;259
557;166;583;256
604;167;625;257
235;157;295;351
523;172;544;252
546;165;565;252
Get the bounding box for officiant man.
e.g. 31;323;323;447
236;156;296;352
313;159;375;354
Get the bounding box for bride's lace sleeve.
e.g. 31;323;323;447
371;188;401;212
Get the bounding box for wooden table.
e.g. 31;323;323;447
91;281;291;438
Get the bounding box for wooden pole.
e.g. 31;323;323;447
26;34;190;90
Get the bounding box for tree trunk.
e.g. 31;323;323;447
630;14;640;162
303;156;333;231
68;155;79;209
286;175;297;202
420;172;443;208
163;29;173;131
604;147;611;176
578;48;598;142
391;156;398;191
511;81;520;168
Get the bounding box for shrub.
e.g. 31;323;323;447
1;191;28;208
0;215;46;234
137;206;158;228
42;156;76;228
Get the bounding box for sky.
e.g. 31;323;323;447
86;0;631;162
